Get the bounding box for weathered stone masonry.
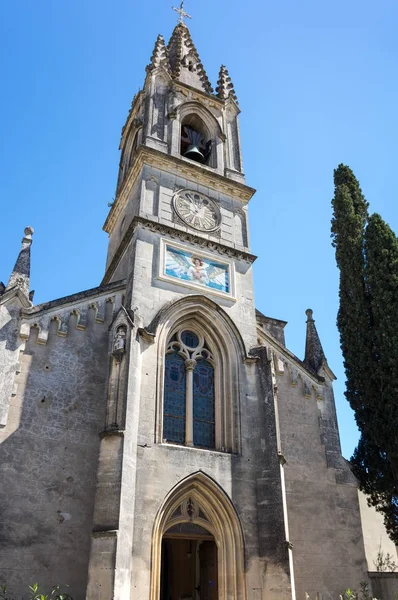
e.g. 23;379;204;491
1;16;397;600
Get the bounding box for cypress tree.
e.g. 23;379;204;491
331;165;398;543
331;165;370;417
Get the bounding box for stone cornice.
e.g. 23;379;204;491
21;280;126;317
91;529;118;538
99;429;125;439
102;216;257;285
103;145;256;235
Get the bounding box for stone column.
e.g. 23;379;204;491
185;359;196;447
86;317;141;600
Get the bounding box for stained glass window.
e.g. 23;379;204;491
163;352;186;444
193;359;215;449
181;330;199;348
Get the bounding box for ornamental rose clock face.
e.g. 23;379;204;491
173;189;221;232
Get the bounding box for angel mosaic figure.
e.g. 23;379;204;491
165;246;229;293
188;257;209;285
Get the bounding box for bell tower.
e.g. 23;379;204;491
86;10;292;600
102;19;255;291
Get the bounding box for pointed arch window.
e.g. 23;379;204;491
163;329;215;449
164;352;186;445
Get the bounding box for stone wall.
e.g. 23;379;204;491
126;340;291;600
105;163;252;286
0;290;122;600
358;490;398;573
369;573;398;600
274;356;369;599
83;221;293;599
0;302;22;426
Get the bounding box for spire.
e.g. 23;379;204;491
146;34;170;74
216;65;238;103
167;23;213;94
6;226;34;299
304;309;326;373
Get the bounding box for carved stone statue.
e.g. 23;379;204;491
113;326;127;358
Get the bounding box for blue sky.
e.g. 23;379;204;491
1;0;397;458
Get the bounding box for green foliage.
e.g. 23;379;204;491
331;164;398;544
0;584;73;600
306;582;379;600
0;585;14;600
340;589;358;600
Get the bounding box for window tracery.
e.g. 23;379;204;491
155;297;244;454
163;328;215;449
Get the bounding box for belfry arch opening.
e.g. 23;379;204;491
150;473;246;600
180;114;214;167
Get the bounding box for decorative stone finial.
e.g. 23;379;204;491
216;65;238;103
146;35;170;74
304;308;326;374
24;226;34;238
5;225;35;299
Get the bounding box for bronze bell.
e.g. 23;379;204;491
183;127;205;164
183;144;205;164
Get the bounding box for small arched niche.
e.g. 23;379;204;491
180;114;216;168
117;127;142;192
127;127;142;170
233;210;248;248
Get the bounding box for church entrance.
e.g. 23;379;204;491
150;474;245;600
160;522;218;600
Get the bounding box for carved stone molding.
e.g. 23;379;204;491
103;145;255;234
91;529;118;538
102;215;256;285
99;429;125;439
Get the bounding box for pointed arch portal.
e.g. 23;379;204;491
150;473;246;600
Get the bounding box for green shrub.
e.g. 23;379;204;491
0;583;73;600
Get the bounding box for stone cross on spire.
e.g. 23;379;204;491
172;1;191;24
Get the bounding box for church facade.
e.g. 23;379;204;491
0;18;396;600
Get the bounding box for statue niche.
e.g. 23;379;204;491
105;324;128;431
113;325;127;361
180;114;213;166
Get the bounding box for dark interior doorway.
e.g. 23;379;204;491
160;523;218;600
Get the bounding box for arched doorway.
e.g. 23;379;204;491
150;473;246;600
161;521;218;600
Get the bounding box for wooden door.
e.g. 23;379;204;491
199;541;218;600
